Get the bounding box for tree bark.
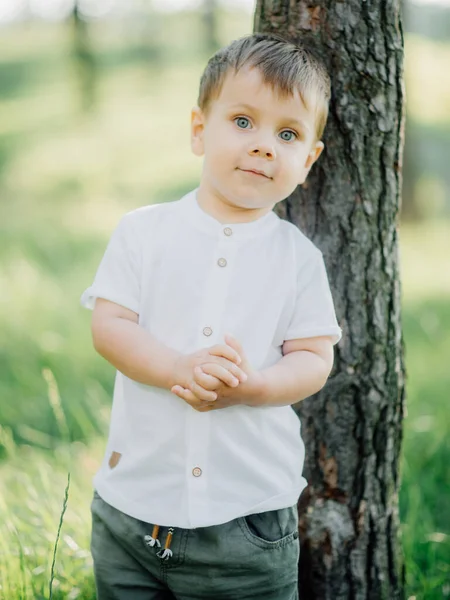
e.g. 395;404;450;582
254;2;406;598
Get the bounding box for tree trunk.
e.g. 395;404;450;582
254;2;406;598
202;0;220;54
71;2;96;112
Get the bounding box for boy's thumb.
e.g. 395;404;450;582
225;333;243;356
225;334;250;371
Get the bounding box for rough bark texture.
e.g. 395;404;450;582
254;2;406;598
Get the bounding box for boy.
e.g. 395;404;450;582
81;33;342;600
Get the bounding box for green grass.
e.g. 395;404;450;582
398;224;450;598
0;441;102;599
399;299;450;598
0;14;449;599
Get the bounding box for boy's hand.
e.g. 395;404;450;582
172;334;265;411
171;337;248;410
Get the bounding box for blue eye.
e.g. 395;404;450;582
234;117;251;129
279;130;297;142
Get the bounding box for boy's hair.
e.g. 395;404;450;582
197;33;331;144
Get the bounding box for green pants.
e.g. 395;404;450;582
90;490;300;599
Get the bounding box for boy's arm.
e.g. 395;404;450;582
255;336;334;407
90;299;246;404
169;334;334;410
91;298;181;391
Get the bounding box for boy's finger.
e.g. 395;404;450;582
194;367;222;389
172;386;197;401
224;334;247;365
171;385;214;412
171;386;188;401
224;333;242;355
209;344;241;365
198;363;242;386
189;380;217;402
171;385;188;397
212;357;245;379
172;385;216;405
209;360;247;383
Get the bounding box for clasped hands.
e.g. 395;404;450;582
171;334;264;412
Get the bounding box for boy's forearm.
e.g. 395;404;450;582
257;351;332;407
93;317;181;390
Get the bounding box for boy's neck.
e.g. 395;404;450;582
196;183;275;225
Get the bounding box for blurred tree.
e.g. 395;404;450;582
132;0;162;66
399;0;450;221
202;0;220;54
405;0;450;41
71;1;97;112
401;117;420;221
399;0;419;221
255;1;406;598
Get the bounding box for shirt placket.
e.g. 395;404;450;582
185;225;239;528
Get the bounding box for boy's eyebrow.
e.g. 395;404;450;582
228;102;311;132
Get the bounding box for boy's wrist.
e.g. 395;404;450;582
170;352;187;391
243;370;269;407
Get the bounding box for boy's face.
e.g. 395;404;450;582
191;66;324;215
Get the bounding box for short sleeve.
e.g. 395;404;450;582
80;213;141;313
284;251;342;345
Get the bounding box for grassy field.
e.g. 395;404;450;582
0;13;449;599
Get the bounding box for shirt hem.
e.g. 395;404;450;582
92;475;308;529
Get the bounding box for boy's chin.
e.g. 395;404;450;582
223;186;271;206
224;194;266;210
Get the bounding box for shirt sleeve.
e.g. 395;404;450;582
80;212;141;313
284;251;342;345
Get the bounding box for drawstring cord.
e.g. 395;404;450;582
144;525;175;560
144;525;161;548
157;527;174;560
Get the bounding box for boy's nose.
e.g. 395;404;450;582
248;145;276;161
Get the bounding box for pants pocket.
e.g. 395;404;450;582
237;505;299;549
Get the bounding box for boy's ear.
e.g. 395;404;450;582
299;140;324;184
191;106;205;157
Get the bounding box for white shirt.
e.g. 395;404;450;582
80;188;342;529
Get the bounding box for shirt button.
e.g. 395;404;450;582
203;327;213;337
223;227;233;236
217;258;227;267
192;467;202;477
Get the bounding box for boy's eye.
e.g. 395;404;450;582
279;130;297;142
234;117;251;129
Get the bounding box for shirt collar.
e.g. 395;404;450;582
178;188;279;239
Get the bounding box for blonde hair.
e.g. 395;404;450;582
197;33;331;143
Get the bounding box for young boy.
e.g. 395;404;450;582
81;32;341;600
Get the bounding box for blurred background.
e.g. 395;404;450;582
0;0;449;598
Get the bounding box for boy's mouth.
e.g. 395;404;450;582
237;168;272;179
